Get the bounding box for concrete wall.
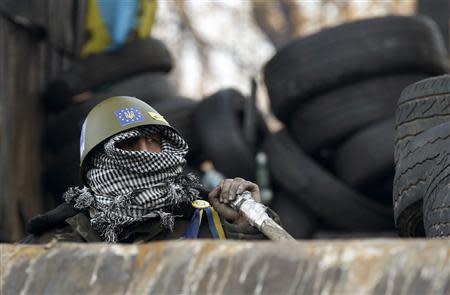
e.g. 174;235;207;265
1;239;449;294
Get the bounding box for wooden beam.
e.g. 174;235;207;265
0;0;85;241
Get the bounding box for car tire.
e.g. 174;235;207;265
264;16;448;120
264;129;393;231
334;118;395;189
289;74;427;152
270;190;317;238
193;88;268;181
43;38;173;113
394;121;450;236
395;75;450;163
152;96;201;163
414;123;450;237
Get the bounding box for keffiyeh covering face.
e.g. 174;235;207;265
64;126;202;243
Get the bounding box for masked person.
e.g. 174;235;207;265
23;96;277;243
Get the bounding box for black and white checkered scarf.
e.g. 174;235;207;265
64;126;202;243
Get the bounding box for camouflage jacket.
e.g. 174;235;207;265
21;203;279;244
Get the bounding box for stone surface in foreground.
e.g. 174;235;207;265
1;239;449;294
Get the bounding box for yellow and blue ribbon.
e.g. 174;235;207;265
185;200;225;240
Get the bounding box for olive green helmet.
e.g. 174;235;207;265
79;96;178;179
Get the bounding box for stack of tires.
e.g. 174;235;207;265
192;88;320;236
42;38;200;205
394;75;450;237
263;16;448;235
192;88;318;238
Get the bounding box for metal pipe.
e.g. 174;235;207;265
230;191;295;241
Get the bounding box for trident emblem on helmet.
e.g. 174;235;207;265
124;110;135;119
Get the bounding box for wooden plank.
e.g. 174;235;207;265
0;0;87;57
0;0;85;241
0;16;44;241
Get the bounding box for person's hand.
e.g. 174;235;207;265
208;177;261;225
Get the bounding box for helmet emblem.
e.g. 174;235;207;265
148;111;168;123
115;107;145;126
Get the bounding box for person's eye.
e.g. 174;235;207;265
147;136;160;144
117;138;133;150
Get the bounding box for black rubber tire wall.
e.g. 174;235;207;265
395;75;450;163
193;89;268;181
395;201;425;237
412;122;450;237
290;74;428;152
92;72;178;103
334;118;395;189
393;121;450;236
360;173;394;206
393;130;431;237
43;38;173;113
264;129;393;231
270;190;317;238
152;97;201;162
264;16;448;120
424;176;450;237
418;0;449;51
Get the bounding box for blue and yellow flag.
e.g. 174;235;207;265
82;0;158;57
